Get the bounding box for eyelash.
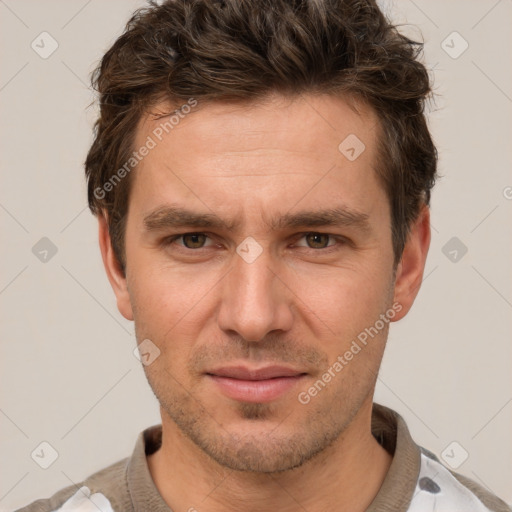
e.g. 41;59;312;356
162;232;348;253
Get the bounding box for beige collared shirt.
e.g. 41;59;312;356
16;403;511;512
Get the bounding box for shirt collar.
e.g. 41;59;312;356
366;403;422;511
126;402;421;511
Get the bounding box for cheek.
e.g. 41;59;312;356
287;259;392;338
127;262;221;345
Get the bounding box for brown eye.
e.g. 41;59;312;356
305;233;331;249
181;233;208;249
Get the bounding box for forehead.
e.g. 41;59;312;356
128;93;386;228
137;93;378;160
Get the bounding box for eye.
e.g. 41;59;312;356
294;232;340;249
166;232;213;249
163;231;346;253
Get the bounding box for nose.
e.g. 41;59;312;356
217;246;294;342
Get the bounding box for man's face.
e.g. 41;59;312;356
112;93;406;472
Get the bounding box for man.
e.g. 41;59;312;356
17;0;510;511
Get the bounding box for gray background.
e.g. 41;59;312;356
1;0;511;510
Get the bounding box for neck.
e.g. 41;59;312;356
147;396;392;512
148;396;391;511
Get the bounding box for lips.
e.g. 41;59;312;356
207;365;305;380
206;365;307;403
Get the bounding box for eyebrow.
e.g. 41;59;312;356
143;205;371;234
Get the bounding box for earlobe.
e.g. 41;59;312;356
391;204;431;322
97;214;134;321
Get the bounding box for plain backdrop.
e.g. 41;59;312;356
1;0;511;510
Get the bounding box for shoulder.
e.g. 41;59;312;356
409;447;512;512
14;457;130;512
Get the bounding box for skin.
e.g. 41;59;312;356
99;92;430;512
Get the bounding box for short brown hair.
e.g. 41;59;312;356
85;0;437;270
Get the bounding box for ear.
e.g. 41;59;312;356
391;204;431;322
98;214;134;321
